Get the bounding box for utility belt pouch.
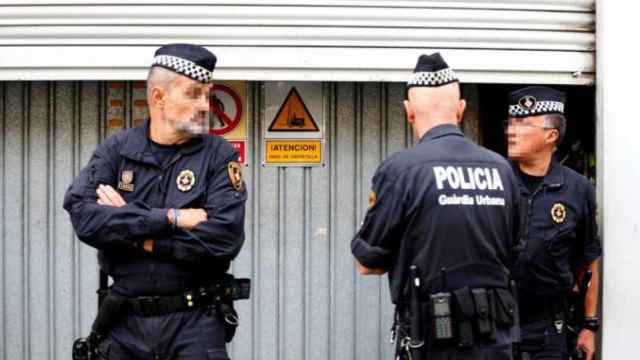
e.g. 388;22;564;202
453;287;475;348
494;288;516;328
430;292;454;341
472;288;494;339
225;276;251;301
91;292;125;336
486;289;498;341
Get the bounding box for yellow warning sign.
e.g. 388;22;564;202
268;87;319;132
265;140;322;164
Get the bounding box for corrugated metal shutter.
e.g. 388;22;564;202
0;1;594;84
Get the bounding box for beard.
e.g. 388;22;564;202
176;121;209;135
173;112;210;135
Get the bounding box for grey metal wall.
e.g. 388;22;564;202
0;80;423;360
1;82;105;360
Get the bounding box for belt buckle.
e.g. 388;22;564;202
554;319;564;334
198;287;212;303
138;296;160;316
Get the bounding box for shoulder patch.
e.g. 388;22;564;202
228;161;244;192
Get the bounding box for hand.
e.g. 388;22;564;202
355;260;387;275
96;184;126;207
576;329;596;360
143;239;154;253
170;208;207;230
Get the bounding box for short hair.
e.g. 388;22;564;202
544;113;567;146
146;66;178;98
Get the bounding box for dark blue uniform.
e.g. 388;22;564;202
64;119;246;359
352;124;520;360
512;160;601;360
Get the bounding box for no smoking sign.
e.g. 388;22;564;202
208;81;248;164
210;84;243;136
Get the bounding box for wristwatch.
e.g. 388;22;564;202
582;316;600;332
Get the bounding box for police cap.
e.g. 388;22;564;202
508;86;566;118
152;43;217;84
406;53;458;90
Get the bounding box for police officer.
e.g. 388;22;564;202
64;44;247;359
505;86;601;360
351;53;521;360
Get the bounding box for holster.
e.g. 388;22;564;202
71;293;125;360
91;292;126;337
217;300;239;343
218;274;250;342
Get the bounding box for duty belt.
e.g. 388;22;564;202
392;285;517;359
125;279;250;317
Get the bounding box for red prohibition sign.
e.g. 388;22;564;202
209;84;243;136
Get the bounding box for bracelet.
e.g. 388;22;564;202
172;208;179;229
582;316;600;332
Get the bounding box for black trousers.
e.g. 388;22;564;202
416;327;513;360
519;319;568;360
96;308;228;360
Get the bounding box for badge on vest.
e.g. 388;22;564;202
177;169;196;192
118;170;135;192
551;203;566;224
227;161;244;192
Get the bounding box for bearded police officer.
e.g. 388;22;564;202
64;44;248;359
505;86;601;360
351;53;521;360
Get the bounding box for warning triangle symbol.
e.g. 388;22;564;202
268;87;319;132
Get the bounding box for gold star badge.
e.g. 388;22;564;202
177;169;196;192
227;161;244;192
551;203;566;224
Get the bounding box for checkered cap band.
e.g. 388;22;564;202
509;101;565;117
407;68;458;87
153;55;213;83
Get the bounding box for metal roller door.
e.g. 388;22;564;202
0;1;594;84
0;1;595;359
